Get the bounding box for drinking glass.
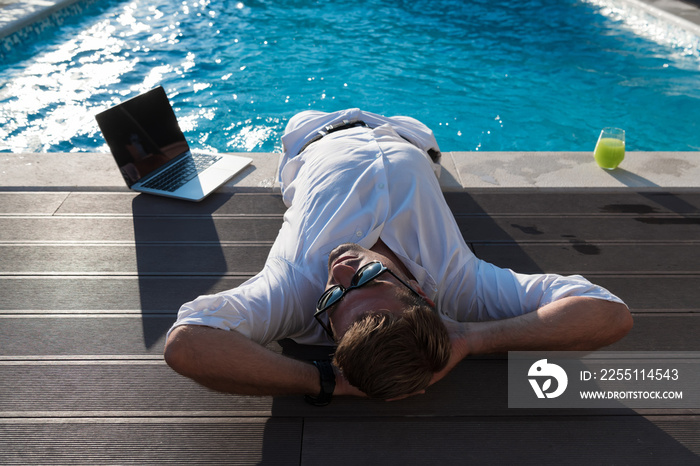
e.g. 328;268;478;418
594;127;625;170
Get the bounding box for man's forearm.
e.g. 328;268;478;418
467;297;633;354
164;325;321;396
431;297;632;389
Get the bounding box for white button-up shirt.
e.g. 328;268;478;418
170;109;624;346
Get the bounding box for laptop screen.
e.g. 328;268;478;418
95;86;190;187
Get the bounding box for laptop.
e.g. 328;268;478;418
95;86;252;201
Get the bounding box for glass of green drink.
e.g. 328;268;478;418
594;127;625;170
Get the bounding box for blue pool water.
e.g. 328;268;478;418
1;0;699;153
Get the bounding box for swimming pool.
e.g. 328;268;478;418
1;0;699;153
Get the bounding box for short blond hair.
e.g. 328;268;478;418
333;295;450;399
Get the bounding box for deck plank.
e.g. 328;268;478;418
1;214;698;242
3;190;696;217
301;416;700;465
1;243;697;275
54;192;287;216
445;190;700;215
1;416;696;465
0;244;270;274
0;192;70;215
472;243;700;275
592;275;700;312
0;418;301;465
1;276;697;312
0;362;275;416
0;217;282;242
22;190;699;216
0;276;246;311
0;313;697;356
456;215;700;242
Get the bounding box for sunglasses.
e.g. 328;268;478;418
314;260;421;340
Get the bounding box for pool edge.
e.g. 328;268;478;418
1;0;700;57
0;0;97;59
2;151;699;192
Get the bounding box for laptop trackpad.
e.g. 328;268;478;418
173;167;238;201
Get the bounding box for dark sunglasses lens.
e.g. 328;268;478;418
318;286;343;310
352;262;384;286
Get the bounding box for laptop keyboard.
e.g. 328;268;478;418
141;153;223;192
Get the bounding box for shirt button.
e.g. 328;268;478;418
378;183;385;189
356;231;363;237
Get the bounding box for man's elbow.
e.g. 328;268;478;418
163;326;197;377
603;301;634;346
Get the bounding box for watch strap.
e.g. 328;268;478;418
304;360;336;407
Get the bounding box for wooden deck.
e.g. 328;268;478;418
1;188;699;465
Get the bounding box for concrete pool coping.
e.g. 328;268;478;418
0;0;91;39
2;151;699;192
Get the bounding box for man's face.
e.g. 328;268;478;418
323;243;415;340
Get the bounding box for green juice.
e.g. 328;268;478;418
594;137;625;169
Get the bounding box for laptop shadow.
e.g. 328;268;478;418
131;193;233;349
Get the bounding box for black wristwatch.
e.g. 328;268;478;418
304;360;336;406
